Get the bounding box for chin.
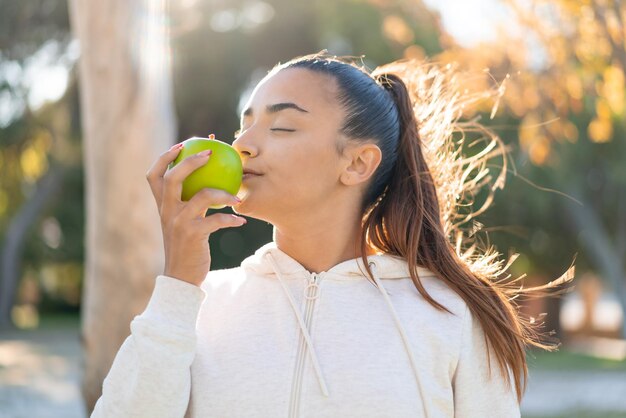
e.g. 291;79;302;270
231;203;246;215
231;194;253;216
232;198;275;225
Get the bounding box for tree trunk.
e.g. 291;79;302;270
67;0;177;413
0;163;66;330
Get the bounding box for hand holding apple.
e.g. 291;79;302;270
145;138;247;286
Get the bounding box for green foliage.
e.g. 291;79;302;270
0;0;70;60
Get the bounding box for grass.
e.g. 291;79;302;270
526;347;626;372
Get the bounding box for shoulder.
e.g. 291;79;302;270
379;254;468;319
388;266;469;340
412;269;469;319
200;266;247;293
406;270;470;352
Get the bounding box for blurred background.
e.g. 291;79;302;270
0;0;625;417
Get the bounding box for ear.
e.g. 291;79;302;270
339;142;382;186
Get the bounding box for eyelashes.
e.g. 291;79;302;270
233;128;296;138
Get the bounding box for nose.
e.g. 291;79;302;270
232;130;257;158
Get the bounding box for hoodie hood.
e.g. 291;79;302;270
241;241;437;280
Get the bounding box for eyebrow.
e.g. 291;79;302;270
241;102;309;119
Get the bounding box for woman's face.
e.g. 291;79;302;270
232;67;378;225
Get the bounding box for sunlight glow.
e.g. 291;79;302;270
423;0;518;47
210;1;275;33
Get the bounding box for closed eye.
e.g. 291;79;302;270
234;128;294;138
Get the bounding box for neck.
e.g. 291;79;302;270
272;221;377;275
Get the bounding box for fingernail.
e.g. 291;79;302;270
199;149;212;157
169;143;183;151
234;196;242;202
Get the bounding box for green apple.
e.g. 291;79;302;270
168;135;243;209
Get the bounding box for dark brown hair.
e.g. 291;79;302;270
270;51;575;403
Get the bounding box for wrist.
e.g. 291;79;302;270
162;269;204;287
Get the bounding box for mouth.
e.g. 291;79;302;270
242;168;262;179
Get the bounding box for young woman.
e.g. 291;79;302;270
93;52;572;417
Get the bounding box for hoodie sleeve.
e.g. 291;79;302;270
452;305;521;418
91;275;206;418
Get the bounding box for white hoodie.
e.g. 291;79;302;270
91;241;521;418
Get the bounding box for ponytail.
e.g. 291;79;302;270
364;71;449;310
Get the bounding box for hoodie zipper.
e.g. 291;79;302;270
288;272;322;418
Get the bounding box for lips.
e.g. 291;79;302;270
243;168;262;175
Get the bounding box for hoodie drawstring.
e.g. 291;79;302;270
265;252;429;416
266;253;330;397
368;261;430;418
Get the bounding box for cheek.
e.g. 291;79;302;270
291;147;338;196
270;143;336;200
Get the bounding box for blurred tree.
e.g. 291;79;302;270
0;0;82;329
68;0;177;411
436;0;626;337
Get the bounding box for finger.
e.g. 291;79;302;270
197;212;247;235
162;149;213;210
181;188;241;219
146;143;185;206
